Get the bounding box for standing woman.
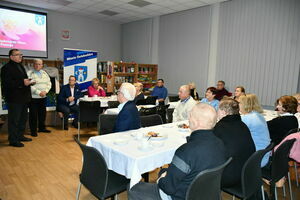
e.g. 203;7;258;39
27;59;52;136
233;86;245;102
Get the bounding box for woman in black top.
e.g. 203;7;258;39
134;82;144;103
267;95;298;145
189;82;199;100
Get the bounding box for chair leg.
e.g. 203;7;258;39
62;117;64;130
77;122;80;141
274;187;278;200
294;162;299;187
287;172;293;200
283;184;286;197
76;182;82;200
261;185;265;200
232;195;235;200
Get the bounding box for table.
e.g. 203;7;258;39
79;95;117;107
262;109;278;121
87;120;190;188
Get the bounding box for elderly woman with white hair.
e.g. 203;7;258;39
27;58;52;137
113;83;141;132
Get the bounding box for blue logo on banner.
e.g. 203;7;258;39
74;66;88;82
35;15;45;25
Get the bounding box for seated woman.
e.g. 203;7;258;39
267;95;298;145
233;86;245;102
134;82;144;103
239;94;271;167
189;82;199;100
293;93;300;128
87;78;106;97
200;87;219;110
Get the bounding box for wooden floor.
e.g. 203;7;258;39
0;124;299;200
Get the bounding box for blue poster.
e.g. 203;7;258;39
63;48;98;92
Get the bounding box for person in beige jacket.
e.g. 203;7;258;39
27;59;52;136
172;85;197;122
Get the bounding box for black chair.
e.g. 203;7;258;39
146;96;157;105
74;136;129;200
98;114;118;135
166;108;175;123
108;101;120;108
156;104;170;123
168;95;180;102
140;114;163;127
106;92;113;96
78;101;102;140
262;139;296;200
223;143;274;200
186;157;232;200
136;99;147;106
139;106;157;116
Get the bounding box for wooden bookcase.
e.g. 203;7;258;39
98;61;158;94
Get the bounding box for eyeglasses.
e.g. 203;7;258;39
12;54;23;57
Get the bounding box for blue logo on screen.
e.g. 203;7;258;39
74;66;88;83
35;15;45;25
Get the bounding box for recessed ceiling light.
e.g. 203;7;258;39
99;10;119;16
128;0;152;8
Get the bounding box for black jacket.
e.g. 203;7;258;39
1;60;31;104
267;115;299;145
158;129;228;200
134;92;145;103
214;114;255;187
113;101;141;132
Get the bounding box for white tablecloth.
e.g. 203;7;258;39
79;95;117;107
262;109;278;121
86;121;190;188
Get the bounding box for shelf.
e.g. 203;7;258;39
138;73;156;75
114;72;136;76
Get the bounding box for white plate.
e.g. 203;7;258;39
138;145;154;152
113;139;129;146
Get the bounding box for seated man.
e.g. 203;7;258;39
128;103;228;200
172;85;197;122
57;75;82;130
215;80;231;101
151;79;168;104
214;99;255;187
113;83;141;132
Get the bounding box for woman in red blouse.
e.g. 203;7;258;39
87;78;106;97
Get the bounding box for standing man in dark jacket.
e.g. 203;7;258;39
114;82;141;132
214;99;255;187
128;103;228;200
57;75;82;130
1;49;32;147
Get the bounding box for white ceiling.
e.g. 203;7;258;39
3;0;229;24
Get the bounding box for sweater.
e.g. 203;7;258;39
241;111;271;167
27;69;51;99
172;97;197;122
87;85;106;97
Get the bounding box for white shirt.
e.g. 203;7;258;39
172;96;197;122
69;86;75;106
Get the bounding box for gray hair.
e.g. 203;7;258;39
120;83;136;101
33;58;43;64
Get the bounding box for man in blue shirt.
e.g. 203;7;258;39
151;79;168;104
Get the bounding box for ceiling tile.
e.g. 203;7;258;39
67;2;89;9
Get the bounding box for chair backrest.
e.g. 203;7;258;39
140;114;163;127
139;106;157;116
241;143;274;198
108;101;120;108
106;92;113;96
136;99;147;106
74;136;108;199
271;139;296;183
168;95;180;102
99;114;118;135
186;157;232;200
146;96;157;105
167;108;175;123
79;101;101;123
156;104;170;123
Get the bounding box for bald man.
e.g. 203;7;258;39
128;103;228;200
113;83;141;132
172;85;197;122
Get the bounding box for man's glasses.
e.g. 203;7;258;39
12;54;23;57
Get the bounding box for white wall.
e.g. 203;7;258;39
47;11;121;61
216;0;300;105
